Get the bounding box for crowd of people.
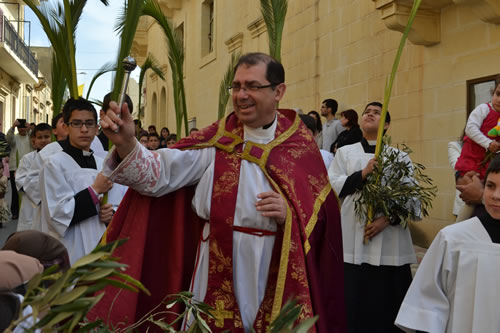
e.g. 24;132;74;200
1;52;500;333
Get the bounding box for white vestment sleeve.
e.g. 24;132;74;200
395;231;451;333
103;141;215;197
465;104;491;150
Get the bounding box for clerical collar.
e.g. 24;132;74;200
244;114;277;144
61;138;97;169
478;210;500;244
262;115;276;129
361;138;376;154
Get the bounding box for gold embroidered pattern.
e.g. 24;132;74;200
209;240;231;274
210;300;234;328
304;182;332;255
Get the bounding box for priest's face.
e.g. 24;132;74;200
231;62;286;128
484;171;500;219
67;110;97;151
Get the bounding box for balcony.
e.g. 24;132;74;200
0;14;38;83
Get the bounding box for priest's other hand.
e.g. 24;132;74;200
364;216;389;240
99;203;114;224
361;157;377;180
100;101;136;159
256;191;287;225
92;172;113;194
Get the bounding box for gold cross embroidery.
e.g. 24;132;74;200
212;300;234;328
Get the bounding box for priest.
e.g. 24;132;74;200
95;52;346;332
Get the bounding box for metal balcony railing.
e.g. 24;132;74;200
0;15;38;77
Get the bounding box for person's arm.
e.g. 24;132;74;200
5;121;17;147
465;104;492;150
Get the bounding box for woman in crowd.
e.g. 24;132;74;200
330;109;362;154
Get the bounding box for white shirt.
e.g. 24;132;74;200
396;218;500;333
6;128;33;170
103;121;280;332
328;142;418;266
448;141;465;216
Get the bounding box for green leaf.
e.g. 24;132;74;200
80;268;115;281
113;271;150;295
75;320;105;333
43;310;74;328
72;252;108;268
52;286;88;305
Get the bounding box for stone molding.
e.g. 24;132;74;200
372;0;500;47
247;17;267;39
224;32;243;53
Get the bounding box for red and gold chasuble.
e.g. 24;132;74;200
90;109;346;332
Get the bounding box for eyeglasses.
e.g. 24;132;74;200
227;83;278;93
67;120;97;128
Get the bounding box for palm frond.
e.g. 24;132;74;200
260;0;288;61
51;52;67;116
218;51;240;120
111;0;145;102
138;53;165;120
86;62;117;100
143;0;188;139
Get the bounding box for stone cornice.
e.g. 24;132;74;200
372;0;500;47
247;17;267;39
454;0;500;24
224;32;243;53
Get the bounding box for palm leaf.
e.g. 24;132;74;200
138;53;165;121
143;0;188;139
51;51;67;116
260;0;288;62
218;51;240;120
86;62;117;100
365;0;422;232
110;0;145;102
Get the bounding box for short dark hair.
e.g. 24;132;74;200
148;132;160;140
234;52;285;86
299;114;317;134
34;123;52;136
160;127;170;136
495;75;500;92
51;113;64;129
340;109;359;128
139;132;148;140
62;98;97;123
486;155;500;181
322;99;338;115
148;125;157;131
166;134;177;142
364;102;390;124
102;93;133;114
134;119;142;127
307;111;322;133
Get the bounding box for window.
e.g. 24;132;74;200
201;0;214;57
467;74;499;116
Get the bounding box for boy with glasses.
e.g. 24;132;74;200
38;98;121;264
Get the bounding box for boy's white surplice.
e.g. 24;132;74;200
40;150;123;265
328;142;417;266
395;217;500;333
16;151;38;231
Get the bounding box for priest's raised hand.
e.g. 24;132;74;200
100;101;136;159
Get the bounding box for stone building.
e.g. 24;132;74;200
131;0;500;246
0;1;53;131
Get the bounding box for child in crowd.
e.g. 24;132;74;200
454;76;500;220
16;123;52;231
396;154;500;333
147;133;160;150
139;133;149;148
0;162;9;227
166;134;177;148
